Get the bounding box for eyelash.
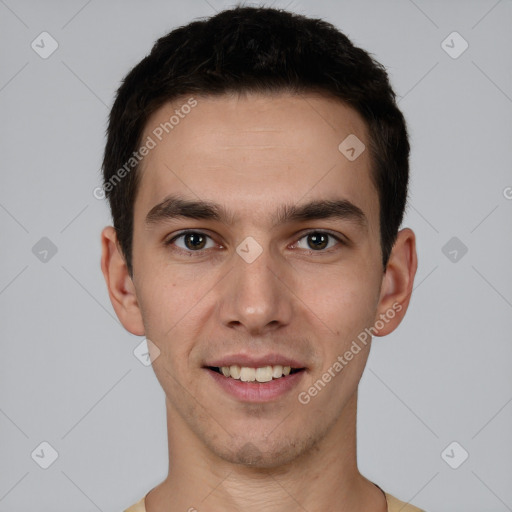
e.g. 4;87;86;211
164;230;345;256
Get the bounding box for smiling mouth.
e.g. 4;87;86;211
206;365;305;383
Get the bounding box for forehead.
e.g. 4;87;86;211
134;92;378;230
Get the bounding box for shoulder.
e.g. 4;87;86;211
123;496;146;512
385;492;426;512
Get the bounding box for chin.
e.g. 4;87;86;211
212;432;319;470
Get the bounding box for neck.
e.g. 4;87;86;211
146;391;387;512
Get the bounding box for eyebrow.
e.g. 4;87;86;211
145;194;367;230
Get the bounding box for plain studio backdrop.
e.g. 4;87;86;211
0;1;511;511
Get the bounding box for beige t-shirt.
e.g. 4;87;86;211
124;491;425;511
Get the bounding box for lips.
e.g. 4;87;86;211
203;354;306;383
202;353;307;401
205;363;306;402
204;353;307;369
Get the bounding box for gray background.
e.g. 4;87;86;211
1;0;511;510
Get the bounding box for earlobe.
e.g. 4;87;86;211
100;226;145;336
373;228;418;337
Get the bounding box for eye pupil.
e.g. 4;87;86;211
308;232;328;250
185;233;206;250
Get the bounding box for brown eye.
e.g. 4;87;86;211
183;232;207;250
167;231;216;253
307;232;328;250
295;231;342;252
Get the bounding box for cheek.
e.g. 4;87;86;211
134;264;215;369
302;266;381;343
135;274;185;354
304;273;379;402
135;248;195;322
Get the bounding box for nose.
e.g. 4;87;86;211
217;241;294;336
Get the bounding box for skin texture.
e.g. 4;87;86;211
101;92;417;511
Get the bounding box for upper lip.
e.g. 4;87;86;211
205;353;307;369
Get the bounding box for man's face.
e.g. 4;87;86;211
130;92;385;467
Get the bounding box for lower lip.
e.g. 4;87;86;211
205;368;306;403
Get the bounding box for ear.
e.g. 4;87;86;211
100;226;145;336
373;228;418;337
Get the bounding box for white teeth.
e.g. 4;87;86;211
230;365;241;379
218;364;297;382
272;365;283;378
255;366;273;382
240;367;256;382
